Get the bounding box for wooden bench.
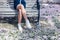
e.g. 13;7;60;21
0;0;38;23
40;0;60;4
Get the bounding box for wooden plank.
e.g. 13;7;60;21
40;0;60;3
0;14;38;17
0;11;38;14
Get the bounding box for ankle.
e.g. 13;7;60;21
18;23;21;26
25;19;29;22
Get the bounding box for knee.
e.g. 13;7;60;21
17;4;24;10
22;9;26;14
17;5;21;10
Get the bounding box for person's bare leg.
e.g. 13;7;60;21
18;9;23;33
17;4;28;20
20;4;32;28
22;9;28;20
17;5;23;33
18;9;22;23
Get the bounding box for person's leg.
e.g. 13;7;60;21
17;4;23;33
18;9;22;23
20;4;32;28
17;4;28;20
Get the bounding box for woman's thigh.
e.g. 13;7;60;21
17;4;24;9
17;4;26;13
21;8;26;14
19;4;26;13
